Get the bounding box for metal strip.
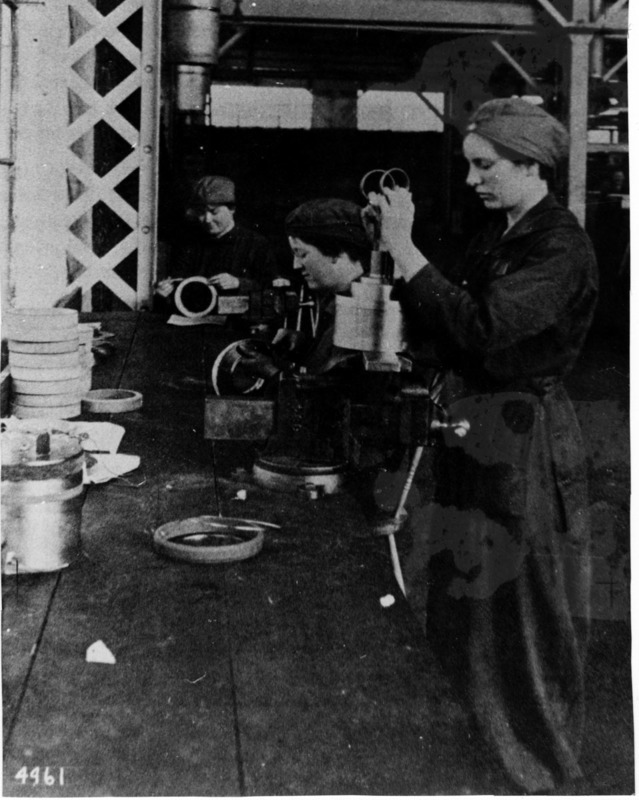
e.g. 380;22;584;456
602;54;627;82
533;0;568;27
137;0;161;309
1;482;85;505
594;0;628;26
415;92;445;124
490;39;539;90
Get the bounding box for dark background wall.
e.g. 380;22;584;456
161;126;490;275
159;124;628;334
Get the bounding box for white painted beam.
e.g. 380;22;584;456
11;0;68;308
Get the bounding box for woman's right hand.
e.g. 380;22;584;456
236;343;281;379
271;328;307;357
372;187;427;281
374;187;415;252
155;278;175;298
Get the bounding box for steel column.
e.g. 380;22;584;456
138;0;162;307
566;31;592;226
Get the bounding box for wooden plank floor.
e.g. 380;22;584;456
2;313;633;796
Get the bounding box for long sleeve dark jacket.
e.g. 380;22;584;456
171;224;280;292
396;194;598;394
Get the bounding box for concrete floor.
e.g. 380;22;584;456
2;313;632;796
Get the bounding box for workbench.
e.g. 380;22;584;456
2;312;633;796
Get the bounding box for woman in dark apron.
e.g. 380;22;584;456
372;98;598;793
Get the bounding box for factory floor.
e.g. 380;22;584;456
2;312;633;797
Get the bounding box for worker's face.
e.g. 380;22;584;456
463;133;534;214
288;237;346;292
195;204;234;237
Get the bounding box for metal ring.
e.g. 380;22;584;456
360;168;410;200
82;389;144;414
359;169;386;200
380;168;411;192
174;276;218;318
211;339;266;397
153;516;269;564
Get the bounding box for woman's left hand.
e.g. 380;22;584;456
209;272;240;291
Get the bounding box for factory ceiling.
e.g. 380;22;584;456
211;0;627;87
212;0;545;85
218;0;544;31
210;26;450;86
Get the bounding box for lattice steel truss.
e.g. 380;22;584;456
64;0;159;311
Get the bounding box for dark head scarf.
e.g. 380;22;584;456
466;98;569;167
189;175;235;207
285;198;369;249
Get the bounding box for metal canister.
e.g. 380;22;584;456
166;0;220;64
1;430;86;574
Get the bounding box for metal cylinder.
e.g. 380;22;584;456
1;431;86;574
253;374;350;493
167;0;220;64
175;65;211;111
334;283;406;354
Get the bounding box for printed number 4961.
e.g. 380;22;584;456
14;766;64;786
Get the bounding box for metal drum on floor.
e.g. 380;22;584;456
1;427;87;574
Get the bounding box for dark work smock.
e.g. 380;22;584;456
172;224;280;292
396;194;598;793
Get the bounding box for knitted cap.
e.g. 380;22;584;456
466;98;569;167
189;175;235;207
285;198;369;249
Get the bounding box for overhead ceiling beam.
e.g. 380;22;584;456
220;0;541;29
220;0;627;35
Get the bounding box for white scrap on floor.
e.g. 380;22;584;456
167;314;226;327
379;594;396;608
86;640;116;664
85;453;141;484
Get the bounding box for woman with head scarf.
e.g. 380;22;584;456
155;175;281;307
372;98;598;793
243;197;399;484
242;197;371;377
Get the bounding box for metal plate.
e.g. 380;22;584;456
153;515;278;564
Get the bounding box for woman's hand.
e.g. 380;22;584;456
209;273;240;291
271;327;307;357
236;342;281;379
377;187;415;252
370;187;427;281
155;277;175;298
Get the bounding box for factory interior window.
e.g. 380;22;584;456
208;85;313;128
358;90;444;132
207;84;445;132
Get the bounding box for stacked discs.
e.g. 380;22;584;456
6;308;82;419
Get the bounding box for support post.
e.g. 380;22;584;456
11;0;68;307
590;0;604;76
566;31;592;226
138;0;162;308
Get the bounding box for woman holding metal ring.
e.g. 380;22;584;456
371;97;598;794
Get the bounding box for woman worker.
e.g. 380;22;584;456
241;197;402;479
242;197;371;377
155;175;281;305
371;98;598;794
